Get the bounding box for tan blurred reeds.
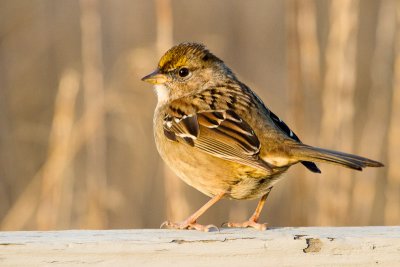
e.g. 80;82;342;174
2;70;80;230
385;0;400;225
352;0;395;224
317;0;359;225
80;0;108;229
0;1;398;230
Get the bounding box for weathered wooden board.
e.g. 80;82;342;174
1;227;399;266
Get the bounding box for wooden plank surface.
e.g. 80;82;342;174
0;227;399;266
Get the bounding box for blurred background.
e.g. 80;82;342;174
0;0;398;231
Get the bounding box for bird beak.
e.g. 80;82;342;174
141;69;168;85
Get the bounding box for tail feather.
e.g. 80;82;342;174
291;144;384;171
301;161;321;173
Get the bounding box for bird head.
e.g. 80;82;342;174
142;42;235;103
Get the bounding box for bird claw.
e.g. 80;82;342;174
160;220;219;232
222;220;268;231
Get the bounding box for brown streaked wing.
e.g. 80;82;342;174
196;111;271;172
163;114;199;146
195;110;271;172
163;109;271;172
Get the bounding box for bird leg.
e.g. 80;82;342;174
224;187;272;230
160;192;225;232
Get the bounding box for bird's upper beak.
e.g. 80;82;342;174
141;69;168;85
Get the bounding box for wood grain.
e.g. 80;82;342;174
1;227;399;266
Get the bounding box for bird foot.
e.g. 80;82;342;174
222;219;268;231
160;220;219;232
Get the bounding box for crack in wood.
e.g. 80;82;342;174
171;237;256;244
303;238;322;253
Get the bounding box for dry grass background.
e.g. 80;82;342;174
0;0;398;230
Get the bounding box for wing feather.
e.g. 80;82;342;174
163;109;271;173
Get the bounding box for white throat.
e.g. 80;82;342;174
154;84;169;104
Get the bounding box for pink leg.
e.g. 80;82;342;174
224;188;272;231
161;192;225;232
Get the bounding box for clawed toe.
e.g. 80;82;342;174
160;220;219;232
222;220;268;231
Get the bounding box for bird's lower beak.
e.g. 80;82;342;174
141;69;168;85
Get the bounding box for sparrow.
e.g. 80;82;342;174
142;42;384;231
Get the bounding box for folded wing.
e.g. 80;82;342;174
163;109;272;173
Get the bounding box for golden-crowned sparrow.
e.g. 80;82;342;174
142;42;383;231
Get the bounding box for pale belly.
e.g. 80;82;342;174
153;116;287;200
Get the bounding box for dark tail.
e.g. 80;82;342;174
291;144;384;171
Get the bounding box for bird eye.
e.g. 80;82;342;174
178;67;190;78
